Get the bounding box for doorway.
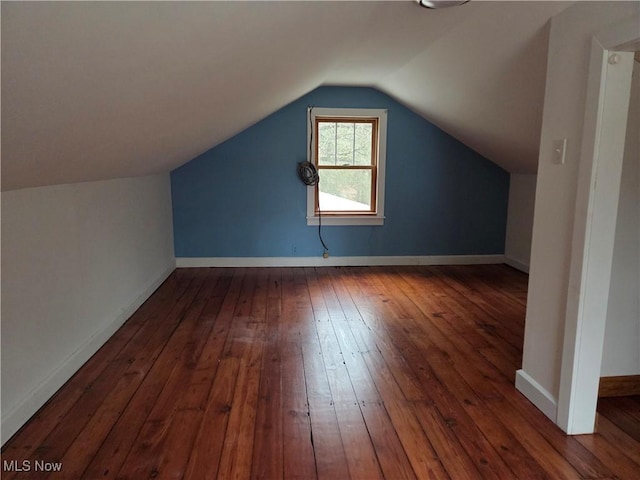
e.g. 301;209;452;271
557;26;639;434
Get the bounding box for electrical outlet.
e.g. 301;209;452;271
291;245;297;256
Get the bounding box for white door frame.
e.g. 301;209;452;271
556;15;638;435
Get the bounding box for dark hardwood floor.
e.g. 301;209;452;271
2;265;639;479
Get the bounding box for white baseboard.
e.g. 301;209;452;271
504;256;530;273
515;369;558;422
1;263;176;445
176;254;505;268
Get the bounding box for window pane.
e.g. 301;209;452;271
336;123;354;165
354;123;373;165
317;120;375;167
318;122;336;165
318;169;372;211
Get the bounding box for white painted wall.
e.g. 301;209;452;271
505;174;537;273
1;174;175;444
517;1;639;422
601;59;640;377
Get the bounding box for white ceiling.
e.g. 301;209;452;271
1;1;572;191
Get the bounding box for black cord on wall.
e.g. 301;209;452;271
297;106;329;256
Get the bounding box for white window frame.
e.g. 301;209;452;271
306;107;387;226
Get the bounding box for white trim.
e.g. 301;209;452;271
504;256;530;274
306;215;385;226
306;107;387;226
176;254;505;268
1;263;176;445
516;369;558;422
557;23;636;434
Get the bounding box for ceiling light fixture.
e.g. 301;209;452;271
417;0;470;8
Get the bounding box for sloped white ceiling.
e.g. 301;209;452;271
1;1;572;191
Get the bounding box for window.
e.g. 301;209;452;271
306;108;387;226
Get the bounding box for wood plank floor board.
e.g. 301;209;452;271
412;400;482;480
6;269;210;480
82;270;238;479
575;432;640;479
217;322;265;480
300;335;350;479
443;265;528;324
359;400;417;480
354;271;542;478
113;271;226;480
359;365;450;479
400;345;518;480
250;301;284;480
327;268;431;404
597;396;640;443
594;414;640;465
93;271;216;475
281;346;317;480
347;268;519;479
73;270;221;480
279;268;318;479
154;276;239;480
303;271;349;480
494;388;614;479
305;400;351;480
341;332;451;477
332;401;385;480
313;317;358;405
389;268;511;388
0;273;185;472
416;267;524;366
154;286;242;480
336;266;616;480
249;267;270;321
181;355;240;480
182;269;258;480
306;268;383;479
410;346;549;479
485;398;583;479
3;265;640;479
53;367;152;480
605;396;640;422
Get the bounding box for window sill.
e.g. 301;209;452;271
306;215;385;226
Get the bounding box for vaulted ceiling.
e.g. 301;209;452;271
1;1;572;191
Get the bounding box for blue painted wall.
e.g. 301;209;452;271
171;87;509;258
